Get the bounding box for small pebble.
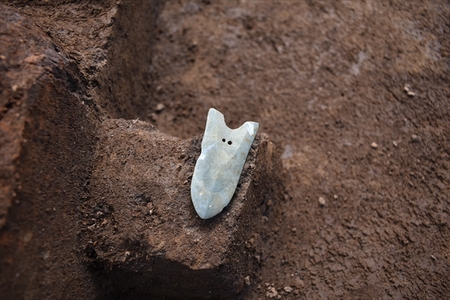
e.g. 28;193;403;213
404;84;416;97
371;142;378;149
284;286;293;293
318;197;326;206
411;134;421;142
266;286;279;298
393;141;398;147
244;276;251;286
155;103;165;112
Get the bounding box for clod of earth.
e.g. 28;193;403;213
81;119;280;298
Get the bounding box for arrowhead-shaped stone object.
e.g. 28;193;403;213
191;108;259;219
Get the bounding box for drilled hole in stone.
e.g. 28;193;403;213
228;141;232;145
222;138;226;142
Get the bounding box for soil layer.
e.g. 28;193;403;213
148;1;450;299
0;0;449;299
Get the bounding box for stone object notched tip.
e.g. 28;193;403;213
191;108;259;219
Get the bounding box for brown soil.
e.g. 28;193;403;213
1;0;449;299
148;1;450;298
80;119;280;299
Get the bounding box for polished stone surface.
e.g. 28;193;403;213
191;108;259;219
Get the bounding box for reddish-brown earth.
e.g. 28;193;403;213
150;2;450;299
1;0;449;299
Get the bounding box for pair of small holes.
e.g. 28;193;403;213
222;138;232;145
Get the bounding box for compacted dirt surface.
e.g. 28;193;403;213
1;0;449;299
148;1;450;299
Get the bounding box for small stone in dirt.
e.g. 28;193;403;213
122;251;130;262
371;142;378;149
284;286;293;293
404;84;416;97
411;134;421;142
155;103;165;112
266;286;279;298
318;197;326;206
244;276;251;286
23;232;33;243
254;254;261;263
393;141;398;147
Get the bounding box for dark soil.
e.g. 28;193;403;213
1;0;449;299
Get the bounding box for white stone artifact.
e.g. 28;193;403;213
191;108;259;219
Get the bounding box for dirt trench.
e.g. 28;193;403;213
1;0;449;299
